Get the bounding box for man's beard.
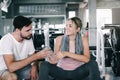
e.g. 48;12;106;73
20;34;32;40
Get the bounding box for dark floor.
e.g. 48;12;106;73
105;67;120;80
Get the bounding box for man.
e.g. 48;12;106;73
0;16;51;80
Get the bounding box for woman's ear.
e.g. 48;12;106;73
77;27;80;32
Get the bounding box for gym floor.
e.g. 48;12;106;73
105;67;120;80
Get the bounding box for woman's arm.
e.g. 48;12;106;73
54;36;63;54
48;36;63;64
55;35;90;63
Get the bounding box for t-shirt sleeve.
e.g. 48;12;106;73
0;37;13;55
28;39;35;55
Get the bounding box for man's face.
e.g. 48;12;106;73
20;23;33;40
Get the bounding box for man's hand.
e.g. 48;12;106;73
35;47;52;60
30;64;38;80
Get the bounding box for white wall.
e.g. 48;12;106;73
112;8;120;24
2;19;13;35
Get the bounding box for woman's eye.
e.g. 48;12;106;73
69;25;72;27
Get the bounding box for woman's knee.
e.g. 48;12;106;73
87;60;98;67
39;61;50;70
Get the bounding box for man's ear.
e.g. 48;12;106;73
16;28;19;31
15;28;21;32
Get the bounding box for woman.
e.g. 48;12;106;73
38;17;102;80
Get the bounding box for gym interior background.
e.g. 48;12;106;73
1;0;120;80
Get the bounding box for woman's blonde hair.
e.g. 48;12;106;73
69;17;82;30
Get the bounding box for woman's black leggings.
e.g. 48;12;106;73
38;60;102;80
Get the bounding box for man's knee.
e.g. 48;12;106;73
0;71;17;80
8;73;18;80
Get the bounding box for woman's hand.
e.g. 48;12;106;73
48;55;58;64
56;51;66;59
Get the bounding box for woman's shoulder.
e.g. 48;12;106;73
54;35;64;48
55;35;64;45
56;35;63;41
81;34;88;41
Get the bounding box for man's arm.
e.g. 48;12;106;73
3;48;51;72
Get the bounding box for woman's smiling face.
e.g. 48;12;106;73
65;19;80;36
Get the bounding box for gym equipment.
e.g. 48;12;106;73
102;25;120;76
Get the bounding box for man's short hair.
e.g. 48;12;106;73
13;16;32;30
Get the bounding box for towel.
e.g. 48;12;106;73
60;32;83;54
